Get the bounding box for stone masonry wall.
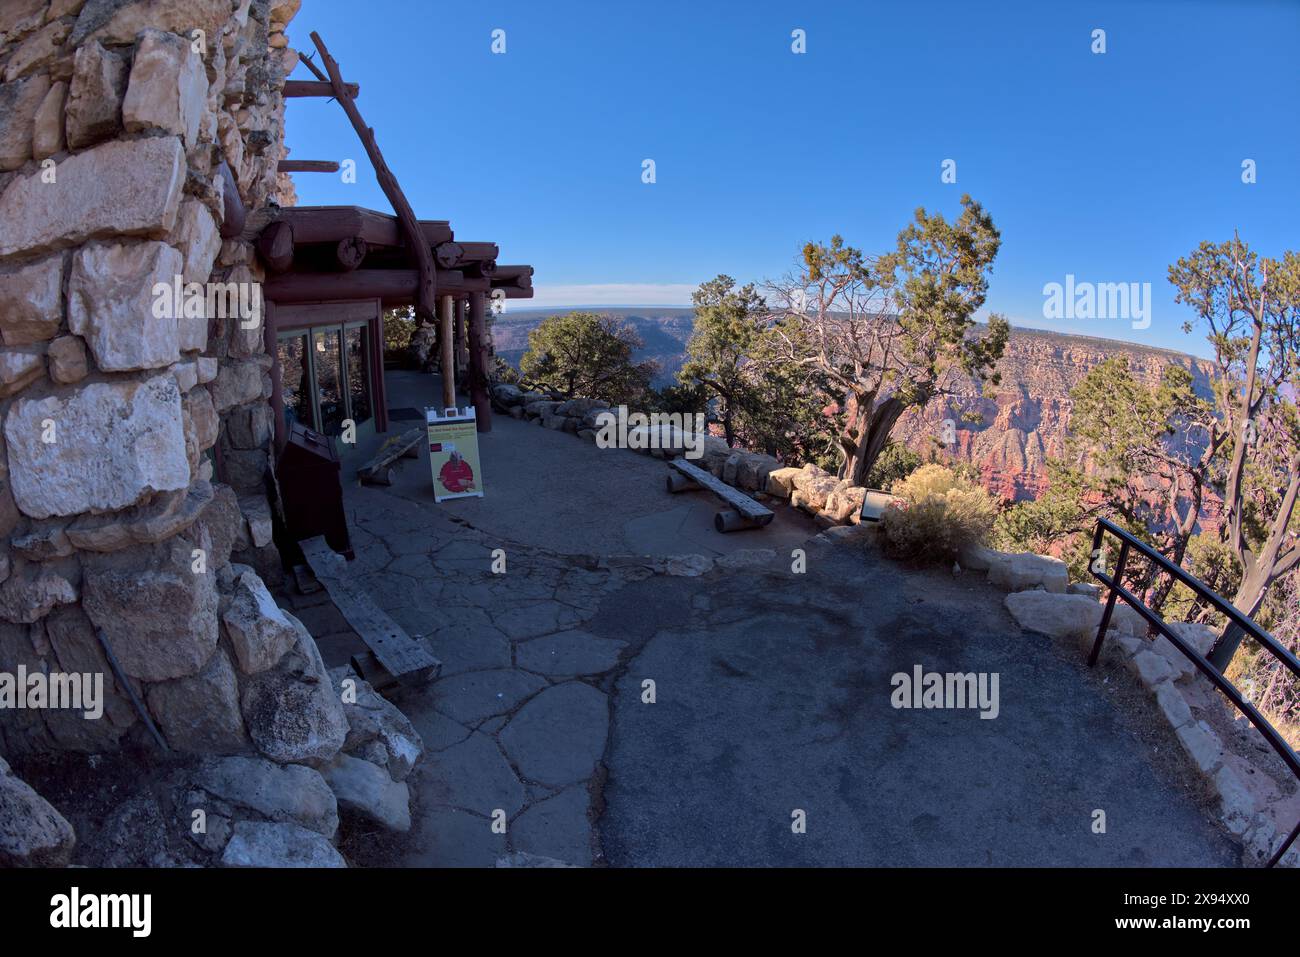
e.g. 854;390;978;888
0;0;323;761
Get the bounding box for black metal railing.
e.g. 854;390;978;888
1087;516;1300;868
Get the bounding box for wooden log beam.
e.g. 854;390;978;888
265;268;464;304
335;236;367;271
493;264;533;281
256;220;294;274
278;159;340;173
491;273;532;291
467;290;492;432
272;206;452;247
309;31;444;403
434;241;463;270
284;79;360;98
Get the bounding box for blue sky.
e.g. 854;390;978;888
284;0;1299;355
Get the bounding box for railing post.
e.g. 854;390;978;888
1088;538;1130;667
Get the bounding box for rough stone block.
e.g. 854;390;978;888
0;73;50;170
122;29;207;148
65;40;126;149
0;253;62;346
1004;591;1102;641
68;241;182;372
0;135;185;260
4;374;189;519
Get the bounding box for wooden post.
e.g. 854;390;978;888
439;295;456;407
468;290;492;432
454;298;468;382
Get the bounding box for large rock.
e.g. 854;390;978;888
987;551;1069;594
191;755;338;838
172;199;221;288
220;820;345;868
65;40;127;150
735;452;780;492
0;253;61;346
766;466;802;499
0;757;76;867
71;0;239;47
321;753;411;832
4;20;70;83
65;480;211;552
0;563;77;623
210;359;265;412
330;667;424;782
42;604;139;749
122;29;207;148
4;374;189;519
824;483;866;523
240;617;349;764
221;567;299;674
82;535;219;682
146;645;247;752
69;241;182;372
0;73;51;171
1004;591;1103;641
0;135;186;260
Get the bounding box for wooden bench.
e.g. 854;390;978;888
666;459;775;532
356;427;423;486
301;536;441;690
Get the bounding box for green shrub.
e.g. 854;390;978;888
880;463;997;563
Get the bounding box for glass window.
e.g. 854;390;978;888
345;325;372;426
278;333;313;430
313;327;344;435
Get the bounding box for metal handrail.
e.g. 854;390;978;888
1087;516;1300;868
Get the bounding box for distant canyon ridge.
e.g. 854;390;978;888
493;308;1215;502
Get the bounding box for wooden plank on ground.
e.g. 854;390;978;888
668;459;774;525
300;536;440;685
356;427;423;484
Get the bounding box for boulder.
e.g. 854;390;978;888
523;399;558;419
65;40;127;150
191;755;338;838
82;535;219;682
41;604;139;750
172;199;221;289
240;616;349;764
0;135;186;260
491;383;523;406
0;73;50;171
146;645;247;752
330;667;424;782
1004;591;1103;641
209;359;265;412
986;551;1069;594
191;483;249;571
824;484;867;523
766;466;801;499
238;495;273;548
555;397;607;417
68;241;182;372
220;820;345;868
320;753;411;832
1067;581;1102;599
122;29;208;148
0;254;62;346
0;757;76;867
735;453;780;492
221;567;299;674
4;374;189;519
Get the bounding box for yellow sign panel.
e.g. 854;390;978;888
426;406;484;502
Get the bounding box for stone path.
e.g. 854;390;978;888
277;398;1240;867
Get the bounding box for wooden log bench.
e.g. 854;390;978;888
356;427;423;486
301;536;441;691
665;459;774;532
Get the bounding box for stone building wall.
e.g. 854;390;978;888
0;0;330;762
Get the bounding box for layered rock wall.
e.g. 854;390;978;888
0;0;312;761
